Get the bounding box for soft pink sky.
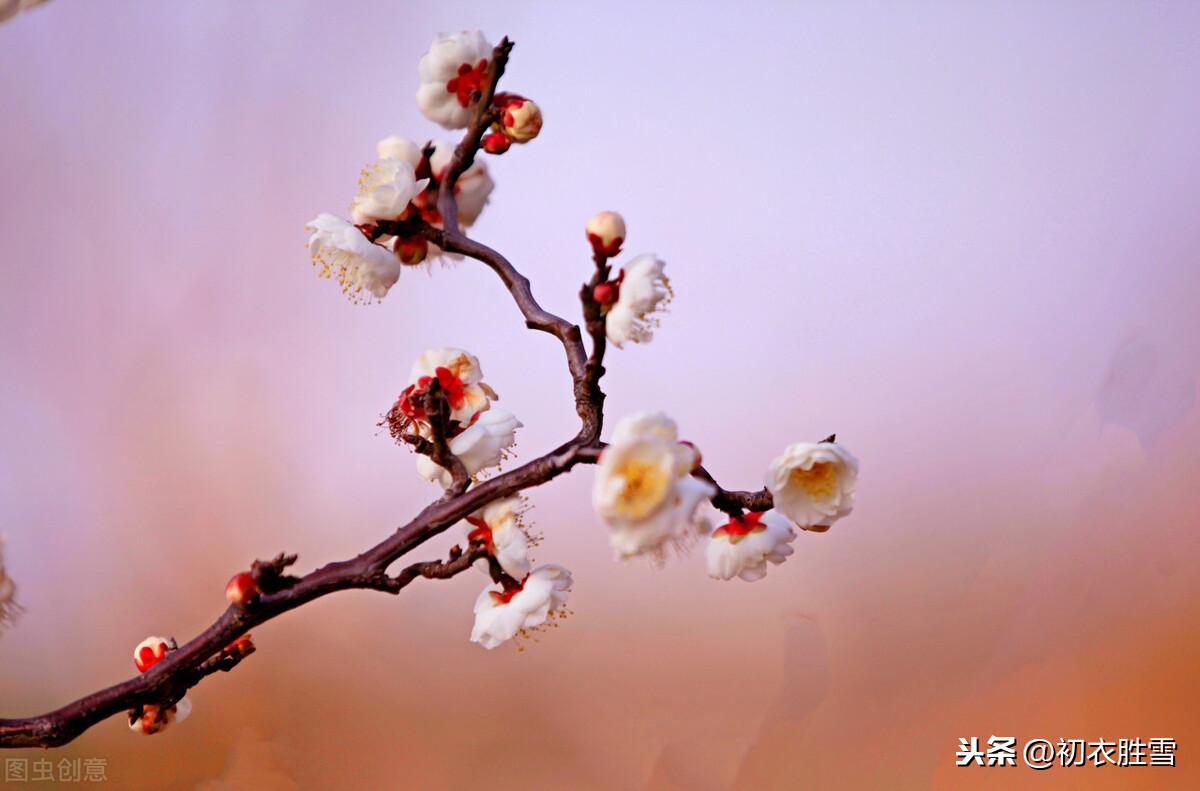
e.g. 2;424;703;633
2;2;1199;788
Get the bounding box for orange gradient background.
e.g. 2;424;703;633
1;2;1198;789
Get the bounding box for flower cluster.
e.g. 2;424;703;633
586;212;673;347
385;347;521;488
704;439;859;581
300;28;864;657
128;637;192;735
306;31;551;303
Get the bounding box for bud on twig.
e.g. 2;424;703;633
494;94;543;143
225;572;260;607
397;236;428;265
482;132;512;154
586;211;625;257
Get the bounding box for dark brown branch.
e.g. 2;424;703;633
421;378;471;496
694;465;774;517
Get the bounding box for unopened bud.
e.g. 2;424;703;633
496;95;543;143
133;636;173;673
223;633;256;660
449;544;464;560
482;132;512;155
225;572;259;607
593;281;619;306
397;236;428;265
129;697;192;735
586;211;625;257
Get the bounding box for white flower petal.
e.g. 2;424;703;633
765;442;859;528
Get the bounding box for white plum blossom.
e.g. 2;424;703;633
766;441;859;530
417;30;494;129
464;497;531;580
593;412;714;560
401;347;498;427
470;564;572;649
416;409;522;487
350;157;428;225
305;213;401;302
376;135;495;230
706;510;796;582
605;254;672;347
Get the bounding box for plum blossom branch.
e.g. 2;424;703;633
0;31;860;750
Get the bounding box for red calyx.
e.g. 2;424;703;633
713;512;767;543
587;232;624;258
446;59;489;108
488;577;525;605
466;516;495;553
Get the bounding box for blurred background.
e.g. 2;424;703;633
2;1;1198;788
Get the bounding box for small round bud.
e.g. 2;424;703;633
225;572;260;607
482;132;512;155
448;544;464;560
678;440;703;471
223;634;256;660
133;636;173;673
586;211;626;257
397;236;428;265
593;282;619;306
498;97;543;143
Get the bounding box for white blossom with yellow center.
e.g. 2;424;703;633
305;213;401;302
765;441;859;529
593;411;714;560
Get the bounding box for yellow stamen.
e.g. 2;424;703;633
791;461;838;499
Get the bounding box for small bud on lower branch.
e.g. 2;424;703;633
482;131;512;154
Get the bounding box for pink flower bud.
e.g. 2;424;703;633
586;211;625;257
225;572;259;607
397;236;428;265
133;636;173;673
482;132;512;154
498;96;543;143
223;633;255;660
593;282;619;306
